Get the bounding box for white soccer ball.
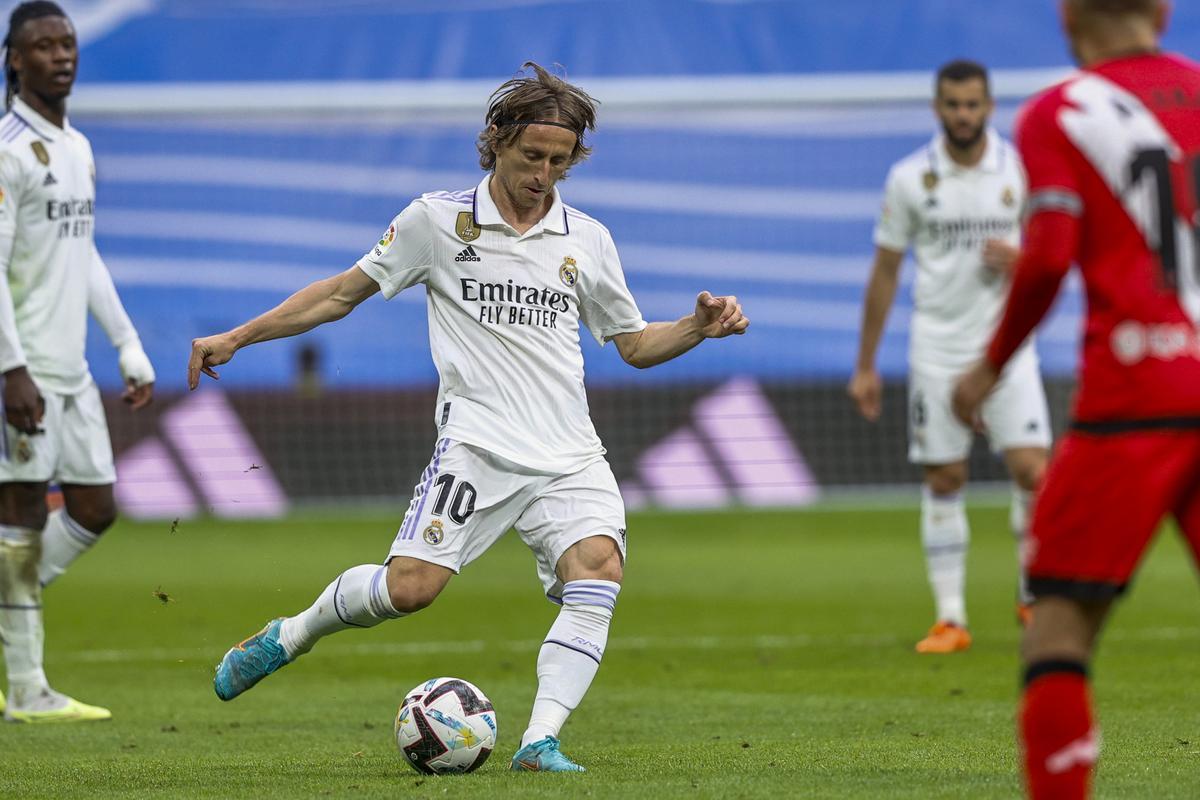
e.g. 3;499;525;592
394;677;498;774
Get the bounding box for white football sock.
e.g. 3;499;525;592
521;580;620;748
921;486;969;627
38;509;99;588
278;564;404;659
1011;486;1034;605
0;525;48;696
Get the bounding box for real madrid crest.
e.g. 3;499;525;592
30;141;49;166
922;170;938;191
423;519;444;546
14;436;32;464
455;212;481;243
558;256;578;288
1001;186;1016;208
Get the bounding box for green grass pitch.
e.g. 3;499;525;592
3;506;1199;798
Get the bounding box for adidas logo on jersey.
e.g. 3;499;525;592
455;245;482;262
42;172;56;187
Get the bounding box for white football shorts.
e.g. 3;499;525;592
387;438;628;601
0;379;116;484
907;351;1051;465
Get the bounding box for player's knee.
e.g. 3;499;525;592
924;467;966;496
68;500;117;535
0;483;49;530
1012;461;1045;492
559;535;624;584
385;560;448;614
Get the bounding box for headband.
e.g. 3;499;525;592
495;119;579;133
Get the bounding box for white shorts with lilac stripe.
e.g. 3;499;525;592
387;438;628;600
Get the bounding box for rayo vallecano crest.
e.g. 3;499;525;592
455;212;481;242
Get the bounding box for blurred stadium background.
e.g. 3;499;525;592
42;0;1200;518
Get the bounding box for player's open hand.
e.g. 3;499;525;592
847;368;883;422
952;360;1000;427
982;239;1020;276
188;333;237;390
2;366;44;434
694;291;748;338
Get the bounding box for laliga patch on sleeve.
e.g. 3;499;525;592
374;223;397;257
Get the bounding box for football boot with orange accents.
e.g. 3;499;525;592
915;620;972;654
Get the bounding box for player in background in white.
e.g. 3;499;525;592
188;62;748;772
848;60;1050;653
0;2;156;723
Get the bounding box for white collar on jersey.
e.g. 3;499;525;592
929;127;1005;175
473;174;569;235
9;96;70;142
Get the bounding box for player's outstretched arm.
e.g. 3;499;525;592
847;246;903;422
188;265;380;389
612;291;747;369
88;247;155;409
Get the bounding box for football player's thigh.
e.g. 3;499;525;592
907;370;971;465
57;383;116;485
1029;431;1188;592
1168;432;1200;571
980;357;1051;453
0;392;62;487
387;439;529;575
515;459;627;599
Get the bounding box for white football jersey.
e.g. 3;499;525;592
874;129;1036;374
357;175;647;474
0;97;99;395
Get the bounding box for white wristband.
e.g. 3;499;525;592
118;342;155;386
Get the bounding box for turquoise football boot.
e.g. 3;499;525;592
510;736;586;772
213;618;291;701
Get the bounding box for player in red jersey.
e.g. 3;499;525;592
952;1;1200;797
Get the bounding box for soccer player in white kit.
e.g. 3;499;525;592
0;2;156;722
848;61;1050;653
188;62;748;772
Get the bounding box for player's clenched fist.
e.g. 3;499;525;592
694;291;749;338
188;333;238;390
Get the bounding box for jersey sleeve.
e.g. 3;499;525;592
985;95;1081;369
579;228;647;345
355;200;433;299
1016;94;1085;219
0;151;24;271
88;245;139;349
0;152;26;371
872;164;916;253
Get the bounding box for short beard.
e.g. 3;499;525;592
943;122;986;151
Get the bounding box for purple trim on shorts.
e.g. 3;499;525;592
546;592;563;605
401;438;450;540
543;638;602;665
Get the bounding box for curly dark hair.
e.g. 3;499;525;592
476;62;598;176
